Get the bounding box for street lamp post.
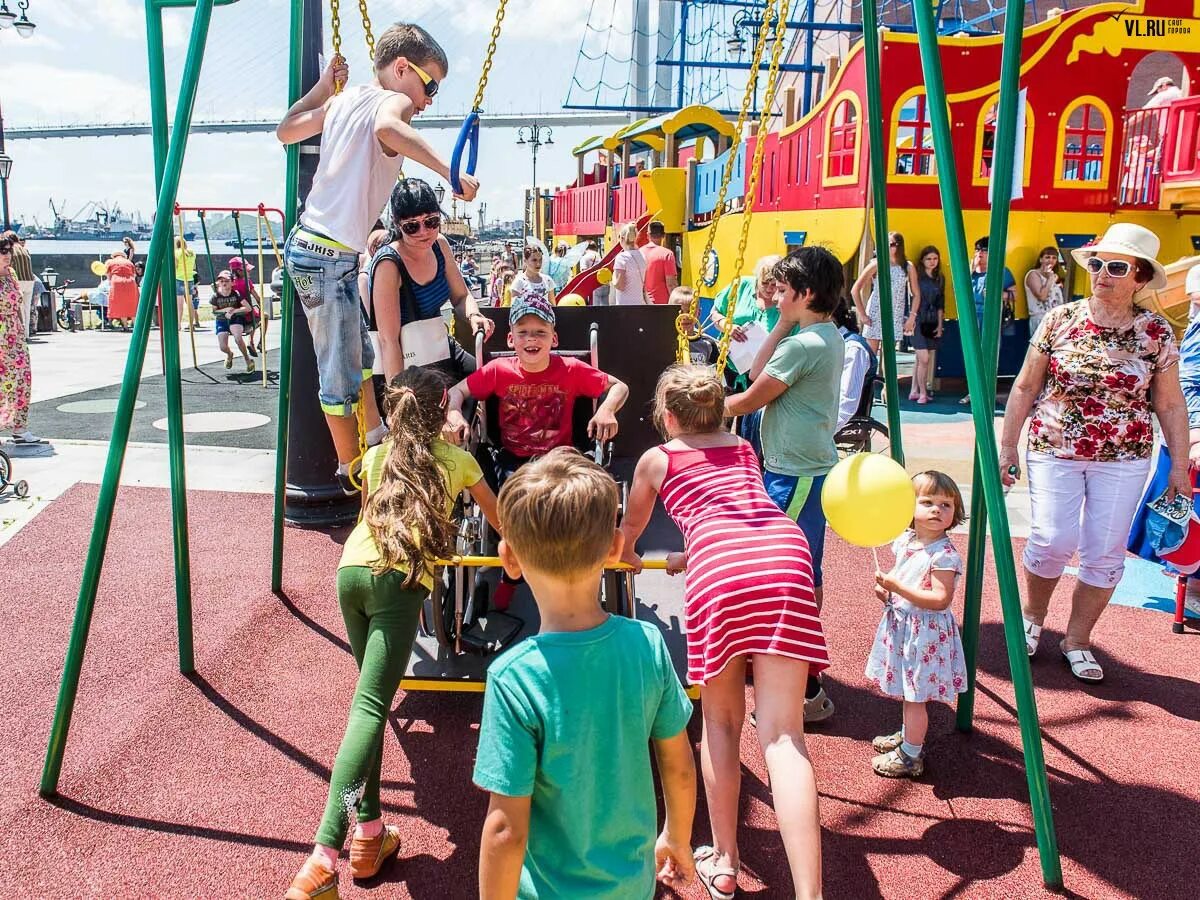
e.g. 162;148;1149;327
516;123;553;245
0;1;37;232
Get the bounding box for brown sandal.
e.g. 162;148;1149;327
349;823;402;880
285;858;339;900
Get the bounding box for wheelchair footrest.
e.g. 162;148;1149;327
457;611;525;656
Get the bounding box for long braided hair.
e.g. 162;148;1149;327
365;368;456;587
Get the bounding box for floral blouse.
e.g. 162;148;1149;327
1028;300;1178;461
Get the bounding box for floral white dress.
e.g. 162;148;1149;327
865;531;968;704
864;263;910;343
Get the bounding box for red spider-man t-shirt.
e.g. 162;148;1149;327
467;356;609;458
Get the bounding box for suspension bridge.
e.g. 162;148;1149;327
5;111;631;141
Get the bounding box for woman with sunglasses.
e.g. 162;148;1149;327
367;178;491;385
851;231;921;357
999;223;1188;684
0;240;46;446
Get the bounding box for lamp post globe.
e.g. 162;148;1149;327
40;266;57;290
13;0;34;37
434;183;446;204
0;3;15;29
0;153;12;181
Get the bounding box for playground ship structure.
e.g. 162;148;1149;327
548;0;1200;378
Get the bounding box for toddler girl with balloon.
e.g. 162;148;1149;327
864;469;969;779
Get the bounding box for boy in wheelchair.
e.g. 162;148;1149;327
445;295;630;610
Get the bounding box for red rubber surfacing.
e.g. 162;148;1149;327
1;484;1197;898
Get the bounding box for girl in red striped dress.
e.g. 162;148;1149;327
620;364;828;900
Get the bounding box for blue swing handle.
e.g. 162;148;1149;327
450;110;481;196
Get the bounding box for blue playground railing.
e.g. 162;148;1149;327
693;141;746;217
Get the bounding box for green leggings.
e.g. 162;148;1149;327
315;566;424;849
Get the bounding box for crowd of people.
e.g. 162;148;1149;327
17;14;1142;899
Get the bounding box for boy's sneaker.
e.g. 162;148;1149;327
492;579;517;613
872;730;904;753
872;746;924;779
349;824;402;880
336;464;362;497
285;858;339;899
225;351;234;370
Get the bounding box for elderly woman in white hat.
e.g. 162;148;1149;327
998;223;1189;682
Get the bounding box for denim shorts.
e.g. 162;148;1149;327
764;470;828;588
284;227;374;416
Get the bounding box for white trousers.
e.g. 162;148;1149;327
1023;451;1151;588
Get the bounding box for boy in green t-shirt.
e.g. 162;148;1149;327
473;448;697;899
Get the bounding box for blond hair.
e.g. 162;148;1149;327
754;254;783;280
617;222;639;250
365;368;456;587
912;470;965;530
498;448;618;577
653;365;725;437
668;285;694;306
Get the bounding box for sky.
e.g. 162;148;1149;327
0;0;632;229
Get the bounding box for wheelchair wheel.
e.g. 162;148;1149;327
427;567;458;650
600;569;631;618
836;418;890;457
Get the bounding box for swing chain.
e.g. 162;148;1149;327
358;0;376;64
713;0;793;376
675;0;779;364
471;0;510;113
329;0;375;94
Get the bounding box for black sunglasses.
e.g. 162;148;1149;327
409;62;439;99
399;214;442;236
0;243;11;255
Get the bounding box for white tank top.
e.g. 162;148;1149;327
300;84;406;251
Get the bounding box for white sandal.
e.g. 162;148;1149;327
694;846;738;900
1061;644;1104;682
1023;616;1042;658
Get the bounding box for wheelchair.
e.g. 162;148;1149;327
834;372;890;456
418;322;633;657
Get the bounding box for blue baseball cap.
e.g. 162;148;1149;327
1146;490;1192;557
509;295;556;326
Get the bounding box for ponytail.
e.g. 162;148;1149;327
365;368;456;588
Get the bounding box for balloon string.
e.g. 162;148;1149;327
872;545;881;572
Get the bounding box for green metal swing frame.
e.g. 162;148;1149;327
38;0;1064;889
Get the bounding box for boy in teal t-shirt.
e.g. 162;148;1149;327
474;448;696;899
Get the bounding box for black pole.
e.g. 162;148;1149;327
0;97;10;231
283;0;359;526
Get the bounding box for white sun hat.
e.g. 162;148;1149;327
1187;262;1200;296
1149;76;1175;96
1070;223;1169;291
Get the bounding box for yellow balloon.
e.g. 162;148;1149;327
821;453;915;548
91;260;107;277
557;293;586;307
594;267;612;285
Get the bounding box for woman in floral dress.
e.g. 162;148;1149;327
0;238;44;446
999;223;1189;683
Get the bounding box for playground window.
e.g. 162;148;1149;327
1057;99;1111;187
824;93;861;186
891;91;936;180
973;96;1035;187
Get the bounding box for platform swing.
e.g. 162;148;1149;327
448;0;510;195
675;0;789;370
